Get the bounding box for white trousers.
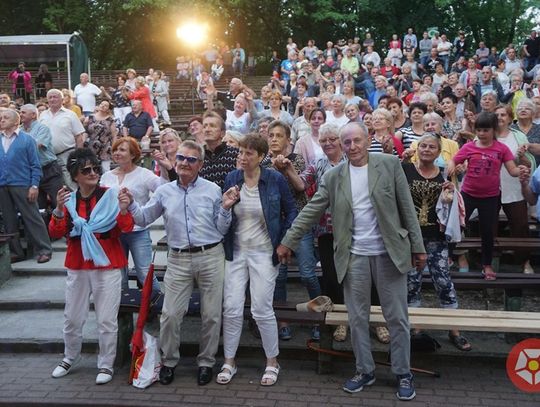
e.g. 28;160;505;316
222;247;279;359
63;268;122;370
113;106;132;124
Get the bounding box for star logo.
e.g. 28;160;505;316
507;339;540;392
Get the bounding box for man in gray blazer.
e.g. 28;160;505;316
277;122;426;401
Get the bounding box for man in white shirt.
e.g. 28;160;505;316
436;34;453;73
39;89;86;189
278;122;426;401
73;73;102;116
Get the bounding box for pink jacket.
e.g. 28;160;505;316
8;70;32;93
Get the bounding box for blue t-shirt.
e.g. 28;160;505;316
280;59;295;80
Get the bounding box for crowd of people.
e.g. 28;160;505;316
2;26;540;401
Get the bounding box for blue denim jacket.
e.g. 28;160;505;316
223;167;298;265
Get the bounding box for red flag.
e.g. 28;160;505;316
129;262;155;383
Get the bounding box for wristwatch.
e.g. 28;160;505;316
31;185;38;189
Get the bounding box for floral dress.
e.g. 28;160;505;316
85;116;115;162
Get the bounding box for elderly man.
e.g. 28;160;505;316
216;77;243;111
73;73;102;116
198;111;239;189
122;100;153;140
20;104;63;210
277;122;426;401
39;89;86;190
0;108;52;263
124;140;236;386
475;67;504;103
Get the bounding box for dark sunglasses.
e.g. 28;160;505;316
80;165;101;175
176;154;200;164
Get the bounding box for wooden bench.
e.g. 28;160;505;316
326;305;540;333
116;289;324;368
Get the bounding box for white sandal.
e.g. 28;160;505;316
216;363;237;384
260;365;280;386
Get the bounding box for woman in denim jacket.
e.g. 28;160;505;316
218;134;297;387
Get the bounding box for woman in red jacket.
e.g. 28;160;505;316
49;148;134;385
126;76;157;118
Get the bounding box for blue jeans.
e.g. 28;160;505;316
439;55;450;73
120;229;160;293
274;232;321;302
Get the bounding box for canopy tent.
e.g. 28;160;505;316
0;33;89;89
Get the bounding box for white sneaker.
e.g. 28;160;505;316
52;355;81;378
96;368;113;385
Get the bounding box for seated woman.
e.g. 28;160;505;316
403;134;471;351
369;108;404;156
49;148;133;384
325;94;349;127
219;134;297;386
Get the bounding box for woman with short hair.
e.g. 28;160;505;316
151;128;182;182
403;134;471;351
219;134;297;386
84;100;118;172
101;137;164;294
49;148;134;384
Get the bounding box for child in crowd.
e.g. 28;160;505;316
447;112;529;280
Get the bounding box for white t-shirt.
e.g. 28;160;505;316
325;111;350;128
349;164;386;256
233;184;272;250
39;107;85;154
498;134;523;204
101;166;164;231
74;83;102;113
226;110;251;135
311;138;325;162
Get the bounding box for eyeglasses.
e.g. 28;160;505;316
176;154;200;164
320;137;339;144
80;166;101;176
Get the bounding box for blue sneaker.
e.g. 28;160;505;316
342;372;376;393
278;326;292;341
396;373;416;400
311;325;320;342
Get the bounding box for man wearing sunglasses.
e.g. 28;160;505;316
0;108;52;264
122;140;239;386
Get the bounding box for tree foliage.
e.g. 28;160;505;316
0;0;537;69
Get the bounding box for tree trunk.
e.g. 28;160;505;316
507;0;522;45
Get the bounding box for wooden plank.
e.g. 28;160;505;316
330;305;540;320
325;312;540;333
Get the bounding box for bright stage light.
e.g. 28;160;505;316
176;22;208;47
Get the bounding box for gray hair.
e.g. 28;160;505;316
517;98;537;115
331;94;347;105
339;121;369;140
423;112;443;125
419;92;438;105
21;104;38;116
417;133;442;152
225;130;244;142
46;88;63;98
319;123;341;139
179;140;205;161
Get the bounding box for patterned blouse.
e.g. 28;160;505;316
85;116;115;162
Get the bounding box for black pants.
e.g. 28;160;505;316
38;161;64;210
462;192;500;267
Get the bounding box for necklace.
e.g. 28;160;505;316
415;163;439;179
